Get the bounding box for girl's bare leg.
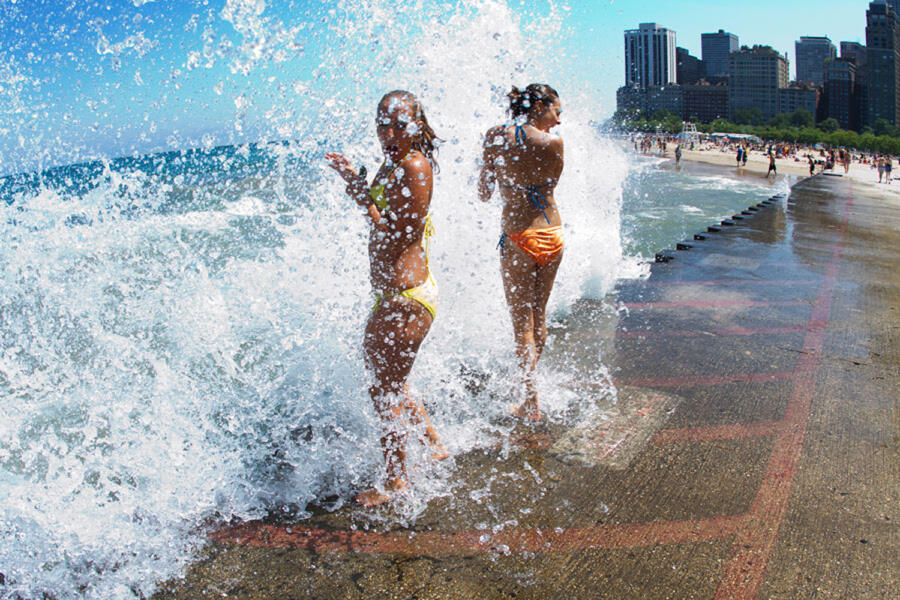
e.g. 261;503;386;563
356;298;436;507
401;386;449;460
531;250;563;362
501;244;542;421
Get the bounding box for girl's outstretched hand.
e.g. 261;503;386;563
326;152;369;206
325;152;357;181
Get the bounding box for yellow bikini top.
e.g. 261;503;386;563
369;155;407;212
367;152;434;260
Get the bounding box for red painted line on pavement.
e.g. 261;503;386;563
211;514;747;556
714;185;851;600
612;371;795;388
619;279;817;287
207;186;852;599
652;421;782;445
616;325;808;339
621;300;802;310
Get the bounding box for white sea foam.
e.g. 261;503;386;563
0;1;629;598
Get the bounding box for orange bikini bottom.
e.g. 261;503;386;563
504;226;564;267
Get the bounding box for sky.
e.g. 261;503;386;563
0;0;876;176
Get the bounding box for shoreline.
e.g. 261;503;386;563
630;144;900;207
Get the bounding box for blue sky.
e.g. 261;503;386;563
0;0;874;175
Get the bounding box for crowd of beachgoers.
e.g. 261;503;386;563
625;133;900;184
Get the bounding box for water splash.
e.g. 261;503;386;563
0;1;628;598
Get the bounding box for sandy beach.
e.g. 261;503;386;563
640;144;900;206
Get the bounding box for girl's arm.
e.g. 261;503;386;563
326;152;384;225
386;154;432;243
478;127;500;202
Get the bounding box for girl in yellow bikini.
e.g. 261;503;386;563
478;84;564;422
326;90;447;507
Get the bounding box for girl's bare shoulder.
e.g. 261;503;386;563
484;125;510;148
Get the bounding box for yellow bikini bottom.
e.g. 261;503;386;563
372;271;437;320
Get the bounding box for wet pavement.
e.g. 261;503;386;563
156;176;900;599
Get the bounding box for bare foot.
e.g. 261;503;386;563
418;432;450;461
355;478;408;507
430;443;450;461
510;402;544;422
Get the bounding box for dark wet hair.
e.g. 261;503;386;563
508;84;559;118
379;90;440;169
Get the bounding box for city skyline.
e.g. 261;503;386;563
0;0;877;175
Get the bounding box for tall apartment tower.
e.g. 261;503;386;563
874;0;900;13
624;23;678;88
841;41;868;68
701;30;739;78
676;47;705;85
795;36;837;85
864;1;900;126
824;58;860;130
729;45;789;120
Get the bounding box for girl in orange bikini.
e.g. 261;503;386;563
326;90;447;507
478;84;564;422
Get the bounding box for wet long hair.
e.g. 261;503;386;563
380;90;440;169
507;83;559;118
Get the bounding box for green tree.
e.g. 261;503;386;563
797;127;824;145
829;129;859;149
612;108;641;128
779;127;800;143
734;108;764;126
859;132;878;152
874;118;896;137
662;113;684;134
768;113;791;128
651;109;677;122
818;118;840;134
709;117;735;132
790;109;815;128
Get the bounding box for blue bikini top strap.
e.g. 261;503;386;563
497;180;554;225
526;186;552;225
514;124;526;146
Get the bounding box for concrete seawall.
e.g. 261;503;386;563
157;175;900;599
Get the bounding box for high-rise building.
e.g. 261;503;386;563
614;83;729;124
864;1;900;127
778;82;821;117
701;30;739;78
615;85;682;118
874;0;900;13
683;83;729;123
840;41;868;68
676;47;705;85
624;23;678;88
824;58;860;130
795;36;837;85
729;45;789;120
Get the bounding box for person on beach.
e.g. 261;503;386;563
767;152;777;178
736;145;743;168
742;144;749;167
885;156;893;184
808;154;816;176
478;83;564;422
877;157;885;183
675;143;682;166
326;90;447;506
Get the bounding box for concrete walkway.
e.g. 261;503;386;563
157;175;900;599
